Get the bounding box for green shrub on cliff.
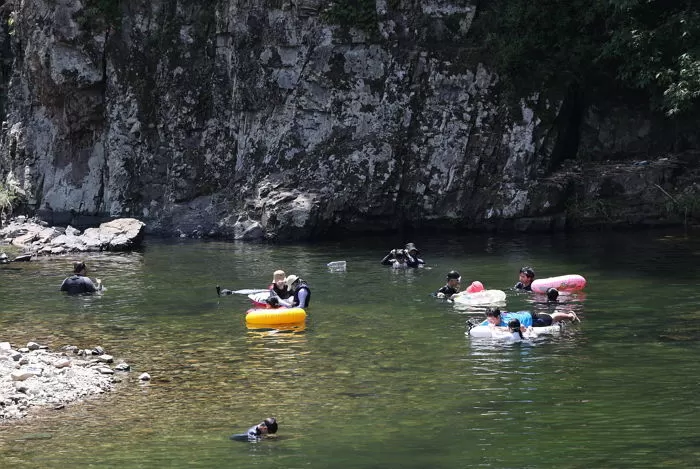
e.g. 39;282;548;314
473;0;700;116
76;0;123;31
0;183;18;226
323;0;378;35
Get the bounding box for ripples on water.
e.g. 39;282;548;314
1;231;700;468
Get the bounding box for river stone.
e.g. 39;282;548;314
65;225;81;236
97;354;114;363
115;362;131;371
97;367;114;375
11;368;43;381
0;342;11;350
53;358;71;368
139;372;151;381
27;342;41;350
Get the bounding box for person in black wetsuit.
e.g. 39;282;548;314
230;417;278;442
381;249;408;268
403;243;425;268
435;270;461;299
514;266;535;291
60;261;103;294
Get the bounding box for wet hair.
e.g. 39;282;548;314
446;270;461;280
73;261;87;274
264;417;278;434
508;319;524;340
519;266;535;279
485;308;502;318
546;287;559;301
266;296;280;307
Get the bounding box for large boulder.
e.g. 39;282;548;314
0;217;146;255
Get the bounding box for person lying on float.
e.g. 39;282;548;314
481;307;578;329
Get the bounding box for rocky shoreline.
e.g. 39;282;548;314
0;217;146;258
0;341;146;422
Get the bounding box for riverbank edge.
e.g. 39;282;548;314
0;341;133;423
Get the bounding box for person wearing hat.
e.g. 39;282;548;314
278;274;311;308
60;260;103;295
403;243;424;268
514;266;535;291
435;270;461;299
268;269;293;300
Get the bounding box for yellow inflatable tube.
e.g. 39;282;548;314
245;307;307;325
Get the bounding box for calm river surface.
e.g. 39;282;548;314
1;230;700;468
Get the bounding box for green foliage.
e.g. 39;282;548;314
472;0;700;115
0;183;18;222
76;0;123;31
323;0;378;36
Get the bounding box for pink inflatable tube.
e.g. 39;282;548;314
531;274;586;293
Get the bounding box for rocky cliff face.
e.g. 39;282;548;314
0;0;697;240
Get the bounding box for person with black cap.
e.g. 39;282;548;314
435;271;461;299
230;417;278;442
514;266;535;291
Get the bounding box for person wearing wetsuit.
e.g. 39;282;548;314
381;249;408;268
60;261;103;294
514;266;535;291
230;417;278;442
435;270;461;298
404;243;425;268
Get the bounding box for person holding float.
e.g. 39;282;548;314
483;307;578;328
435;271;461;298
514;266;535;291
278;274;311;308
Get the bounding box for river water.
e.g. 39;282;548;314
1;230;699;468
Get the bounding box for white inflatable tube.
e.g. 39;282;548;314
468;324;562;338
452;289;507;306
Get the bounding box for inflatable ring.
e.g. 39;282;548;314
245;307;307;325
468;324;562;338
452;289;507;306
531;274;586;294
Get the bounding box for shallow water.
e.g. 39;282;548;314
1;230;700;468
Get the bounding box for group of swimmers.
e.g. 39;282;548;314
430;265;580;336
58;252;578;442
